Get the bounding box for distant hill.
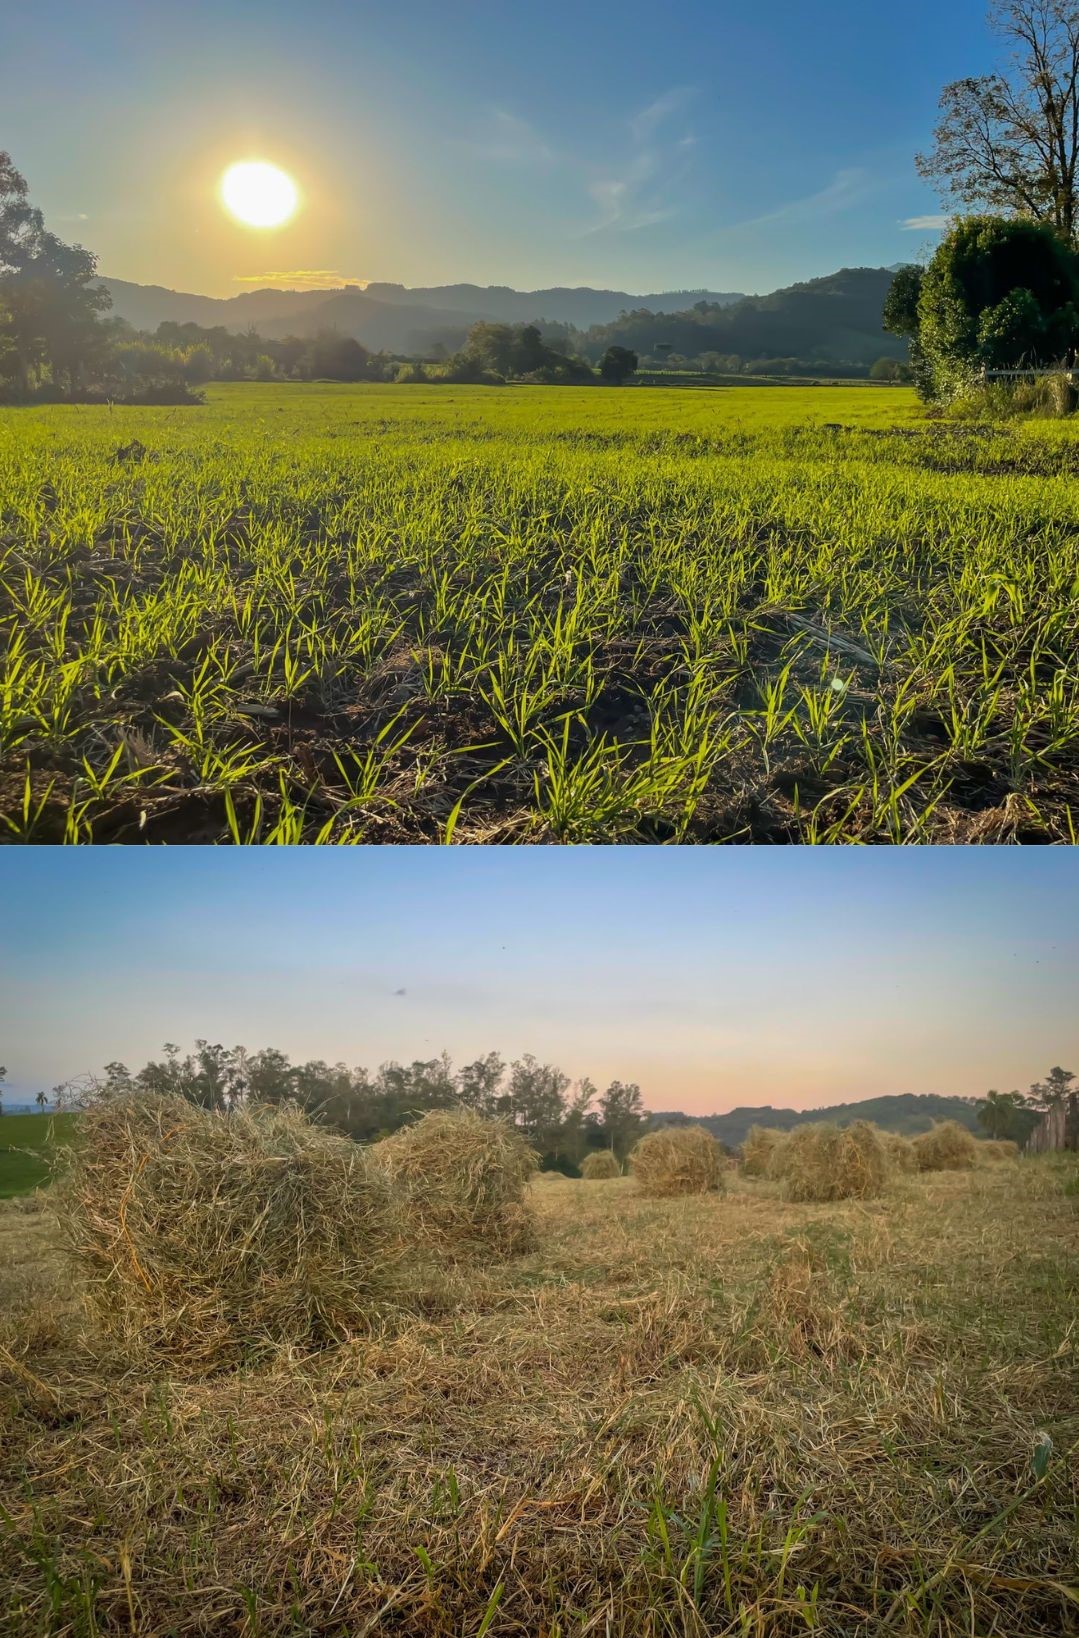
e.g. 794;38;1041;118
649;1094;981;1150
97;277;746;356
583;266;906;367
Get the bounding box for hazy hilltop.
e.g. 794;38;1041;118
97;277;746;354
97;267;903;367
651;1094;981;1148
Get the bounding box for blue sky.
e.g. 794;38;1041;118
2;851;1076;1113
3;0;994;296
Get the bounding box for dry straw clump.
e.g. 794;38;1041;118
56;1092;401;1370
976;1138;1020;1163
882;1130;918;1173
375;1109;538;1255
581;1150;621;1180
774;1121;888;1203
630;1125;725;1197
742;1125;789;1177
913;1120;977;1172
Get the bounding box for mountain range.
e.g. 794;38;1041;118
651;1093;981;1149
97;277;746;355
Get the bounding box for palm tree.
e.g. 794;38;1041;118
35;1090;47;1111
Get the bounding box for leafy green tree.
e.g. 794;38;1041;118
977;1087;1033;1140
599;345;638;384
917;1;1079;244
917;215;1079;393
299;331;371;381
599;1080;645;1160
1030;1065;1076;1105
882;265;925;338
0;152;111;395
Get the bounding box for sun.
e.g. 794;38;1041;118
220;161;298;228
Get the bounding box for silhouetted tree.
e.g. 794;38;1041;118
599;345;638;384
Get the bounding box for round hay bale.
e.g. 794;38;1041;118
581;1150;621;1180
742;1125;788;1178
881;1130;917;1174
55;1092;401;1370
975;1138;1020;1164
630;1126;725;1197
375;1109;537;1255
912;1121;977;1172
776;1121;888;1203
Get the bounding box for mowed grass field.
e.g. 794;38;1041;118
2;382;1079;843
1;1160;1076;1635
0;1113;75;1198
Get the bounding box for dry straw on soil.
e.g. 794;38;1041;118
56;1093;401;1369
630;1125;725;1197
741;1125;788;1177
882;1130;918;1173
581;1150;621;1179
773;1121;888;1203
913;1120;978;1172
375;1109;538;1255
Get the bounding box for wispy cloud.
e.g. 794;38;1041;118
232;269;361;290
901;213;947;231
732;167;874;232
585;87;698;234
465;109;556;165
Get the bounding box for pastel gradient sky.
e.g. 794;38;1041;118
2;852;1076;1111
2;0;996;297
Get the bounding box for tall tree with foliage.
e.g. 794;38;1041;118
0;151;111;396
598;1080;646;1160
918;2;1079;243
1029;1064;1076;1104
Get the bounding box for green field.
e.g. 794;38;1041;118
0;1112;75;1197
2;382;1078;843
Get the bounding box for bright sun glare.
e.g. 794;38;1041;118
220;161;298;228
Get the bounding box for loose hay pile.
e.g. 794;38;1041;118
774;1121;888;1203
742;1125;788;1177
882;1131;918;1173
913;1120;977;1172
581;1150;621;1179
375;1109;538;1255
57;1093;401;1369
630;1125;725;1197
976;1138;1020;1163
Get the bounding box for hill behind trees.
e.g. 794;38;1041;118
650;1093;981;1148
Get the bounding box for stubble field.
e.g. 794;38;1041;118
2;383;1079;843
1;1160;1077;1635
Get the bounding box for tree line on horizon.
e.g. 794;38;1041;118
2;1051;1072;1162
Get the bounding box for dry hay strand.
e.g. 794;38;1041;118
741;1125;788;1177
881;1130;918;1174
755;1238;866;1363
581;1150;621;1180
913;1120;977;1172
55;1092;402;1371
375;1108;538;1256
775;1121;888;1203
630;1125;725;1197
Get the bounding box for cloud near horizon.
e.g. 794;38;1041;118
232;269;363;290
731;167;876;234
901;213;947;231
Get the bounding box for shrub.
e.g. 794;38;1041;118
742;1125;788;1177
630;1126;725;1197
581;1150;621;1180
913;1120;977;1172
776;1121;888;1203
375;1109;537;1255
882;1130;918;1173
56;1093;401;1369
